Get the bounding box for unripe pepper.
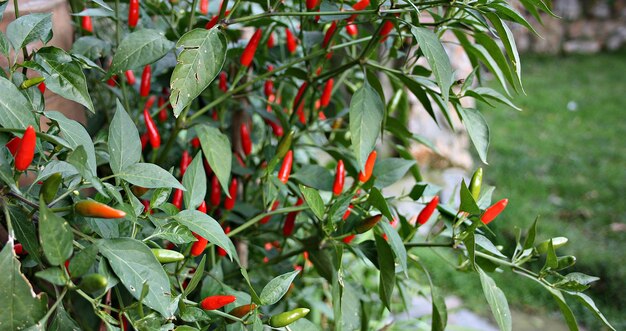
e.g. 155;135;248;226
481;199;508;224
190;233;208;257
278;150;293;184
241;29;263;67
355;214;382;233
219;72;228;92
128;0;139;28
260;201;280;224
286;28;297;54
143;100;161;148
210;176;221;206
20;77;45;89
131;185;149;197
125;70;136;85
240;123;252;156
180;150;191;177
14;125;36;171
416;196;439;225
283;198;303;236
536;237;568;254
293;82;308;112
5;137;20;156
81;16;93;33
201;295;236;310
41;173;62;204
140;65;151;97
322;22;337;48
320;78;334;108
333;160;345;195
469;167;483;200
199;0;209;14
227;304;257;322
224;178;238;210
75;200;126;219
270;308;311;327
358;150;377;183
151;249;184;263
276;130;294;159
172;188;183;210
79;274;108;293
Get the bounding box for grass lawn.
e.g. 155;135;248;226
422;51;626;330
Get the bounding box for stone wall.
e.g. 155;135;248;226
512;0;626;54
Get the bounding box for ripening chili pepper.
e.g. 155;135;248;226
190;233;208;257
6;137;21;156
224;178;238;210
201;295;236;310
240;123;252;156
293;82;308;112
283;198;303;236
481;199;508;225
151;249;184;263
469;167;483;200
264;80;274;97
79;274;108;293
358;150;377;183
306;0;318;10
260;201;280;224
379;20;394;42
41;173;62;204
269;308;311;327
172;188;183;210
355;214;382;234
75;200;126;219
416;195;439;225
199;0;208;14
157;97;168;122
131;185;149;197
333;160;345;196
210;176;221;206
322;22;337;48
278;150;293;184
217;226;230;256
286;28;297;54
128;0;139;28
320;78;334;108
180;150;191;177
143;103;161;149
14;125;36;171
197;200;207;213
241;29;263;67
125;70;136;85
346;23;358;36
227;304;257;322
140;65;151;97
267;33;275;48
81;16;93;33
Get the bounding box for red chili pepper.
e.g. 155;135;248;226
14;243;26;255
141;200;150;214
128;0;139;28
158;97;168;122
180;150;191;177
345;23;358;36
190;233;208;257
224;178;238;210
268;120;284;137
240;123;252;156
140;65;151;97
260;201;280;224
107;76;117;87
358;150;377;183
318;111;326;120
205;10;230;29
36;82;45;94
125;70;136;85
191;137;201;149
306;0;318;10
199;0;209;14
6;137;21;156
81;16;93;33
348;0;370;21
267;33;275;48
293;82;308;112
143;98;160;149
201;295;236;310
140;132;149;150
379;20;394;42
286;28;297;54
241;29;263;67
210;175;221;206
416;196;439;225
320;78;334;107
197;201;207;213
172;188;183;210
481;199;508;224
278;150;293;184
264;80;274;97
296;103;306;124
322;22;337;48
342;234;356;244
333;160;345;195
283;198;304;236
75;200;127;219
343;205;353;220
14;126;36;171
219;72;228;92
217;225;230;256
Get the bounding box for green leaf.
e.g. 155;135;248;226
477;267;512;331
183;255;206;298
6;13;52;50
98;238;177;317
379;220;408;277
458;108;490;164
367;188;392;221
197;124;231;194
466;87;520;111
349;82;384;171
108;100;141;175
119;163;185;190
39;200;73;266
0;243;47;330
68;244;98;278
182;153;207;210
372;158;416;188
300;185;324;220
66;146;107;197
0;32;9;56
170;28;226;116
475;234;507;259
0;76;37;129
567;292;615;331
375;234;395;310
34;47;94;113
109;29;174;73
459;180;480;215
35;268;68;286
522;217;539;250
554;272;600;292
291;164;333;191
174;210;238;264
49;305;80;331
72;36;111;60
45;111;97;176
151;221;196;244
410;26;455;102
9;206;42;265
259;270;300;305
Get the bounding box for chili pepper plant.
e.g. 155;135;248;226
0;0;616;330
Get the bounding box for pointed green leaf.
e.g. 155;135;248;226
300;185;324;220
410;26;455;102
0;76;37;129
182;153;207;210
458;107;490;164
109;29;174;73
6;13;52;50
478;267;512;331
375;234;395;310
39;200;73;266
350;81;384;171
174;210;238;264
45;111;97;176
119;163;185;190
259;270;300;305
196;124;231;194
109;100;141;175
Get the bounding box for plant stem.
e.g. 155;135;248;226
227;206;309;238
405;242;455;248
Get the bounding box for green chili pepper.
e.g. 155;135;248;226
269;308;310;327
151;249;185;263
536;237;568;254
469;167;483;200
78;273;108;293
41;173;62;204
20;77;45;89
276;129;294;159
